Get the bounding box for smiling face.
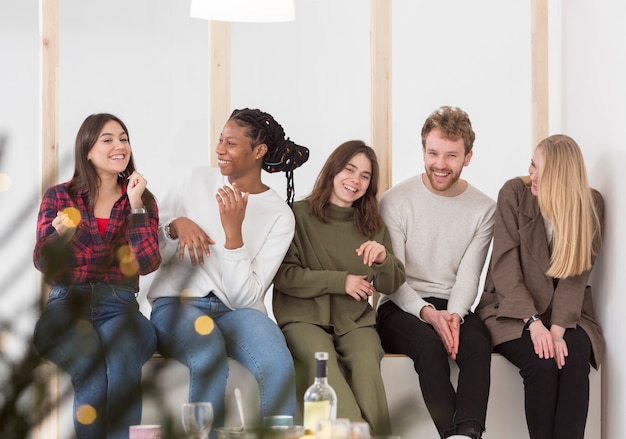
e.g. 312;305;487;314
86;120;130;178
329;152;372;208
216;119;266;180
529;146;544;196
422;128;472;196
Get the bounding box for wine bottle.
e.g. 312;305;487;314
303;352;337;432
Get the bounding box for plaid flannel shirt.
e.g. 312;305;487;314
33;182;160;290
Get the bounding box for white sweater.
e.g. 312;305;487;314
147;167;295;313
378;174;496;320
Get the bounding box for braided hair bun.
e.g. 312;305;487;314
229;108;309;205
262;137;309;173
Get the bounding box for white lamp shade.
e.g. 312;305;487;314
190;0;295;22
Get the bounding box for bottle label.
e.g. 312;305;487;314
303;400;331;432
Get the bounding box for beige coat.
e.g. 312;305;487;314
476;177;604;368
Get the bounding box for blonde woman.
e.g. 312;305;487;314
477;134;604;439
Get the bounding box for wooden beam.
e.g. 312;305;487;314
209;21;231;166
34;0;60;438
39;0;59;197
370;0;392;194
531;0;549;149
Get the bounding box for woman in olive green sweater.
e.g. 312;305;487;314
273;140;405;435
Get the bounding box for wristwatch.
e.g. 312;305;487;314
165;220;176;240
131;206;147;215
523;314;541;331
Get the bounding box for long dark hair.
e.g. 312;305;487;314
308;140;382;237
228;108;309;205
67;113;156;210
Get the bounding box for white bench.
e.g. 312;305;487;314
137;353;601;438
381;353;601;438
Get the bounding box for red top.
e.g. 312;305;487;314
33;181;161;289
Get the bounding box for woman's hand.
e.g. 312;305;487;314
216;183;247;249
170;217;215;265
528;319;554;360
550;324;568;369
344;274;375;301
52;210;78;240
126;171;147;208
356;240;387;266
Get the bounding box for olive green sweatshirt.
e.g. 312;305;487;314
272;200;405;335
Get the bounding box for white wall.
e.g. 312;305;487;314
391;0;532;198
57;0;210;199
1;0;624;438
229;0;532;203
558;2;626;437
231;0;372;202
0;0;41;363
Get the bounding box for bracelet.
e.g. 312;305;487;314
523;314;541;331
131;206;147;215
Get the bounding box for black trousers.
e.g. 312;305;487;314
377;298;491;438
495;325;592;439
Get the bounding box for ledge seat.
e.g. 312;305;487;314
138;353;601;438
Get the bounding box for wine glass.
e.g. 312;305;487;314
181;402;213;439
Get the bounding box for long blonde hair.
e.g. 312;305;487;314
536;135;601;278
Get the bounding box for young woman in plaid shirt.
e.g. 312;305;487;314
33;113;160;439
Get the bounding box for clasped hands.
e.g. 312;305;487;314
421;307;461;360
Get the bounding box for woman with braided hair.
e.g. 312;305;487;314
230;108;309;206
148;108;309;436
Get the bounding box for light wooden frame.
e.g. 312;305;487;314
370;0;393;194
35;0;60;437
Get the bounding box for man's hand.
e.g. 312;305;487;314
448;313;461;360
421;306;458;358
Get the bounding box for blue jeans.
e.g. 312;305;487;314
150;295;296;437
33;282;157;439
